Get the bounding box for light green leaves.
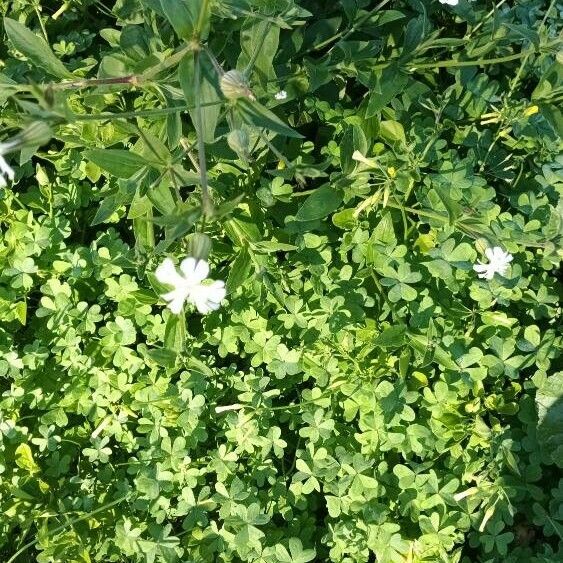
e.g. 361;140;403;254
83;149;148;178
1;2;562;562
379;263;422;302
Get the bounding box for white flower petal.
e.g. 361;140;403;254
475;246;513;280
179;257;196;277
161;288;188;314
492;246;505;261
473;264;489;273
189;282;225;314
485;247;496;262
181;257;209;284
193;259;210;282
155;258;185;288
206;280;226;303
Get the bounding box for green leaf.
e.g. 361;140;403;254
340;125;367;173
366;65;408;117
536;373;563;468
15;443;40;474
227;248;252;293
433;184;463;224
332;208;356;230
159;0;200;40
237;19;280;88
379;120;406;144
295;185;343;222
179;54;222;143
164;313;186;354
401;15;426;58
91;194;124;225
4;18;73;79
374;325;407;349
409;333;459;371
146;347;178;368
237;98;303;138
84;149;148;179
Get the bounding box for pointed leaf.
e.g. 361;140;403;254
4;18;73;79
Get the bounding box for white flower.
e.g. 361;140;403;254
473;246;513;280
155;257;226;314
275;90;287;100
439;0;458;5
0;154;15;187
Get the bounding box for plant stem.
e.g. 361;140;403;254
50;75;140;91
70;100;223;122
409;49;535;71
193;50;213;217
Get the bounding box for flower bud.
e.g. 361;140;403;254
187;232;212;261
220;70;255;101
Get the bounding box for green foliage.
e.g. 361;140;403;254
0;1;562;562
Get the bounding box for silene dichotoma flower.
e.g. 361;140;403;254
155;257;226;314
439;0;458;5
275;90;287;100
473;246;513;280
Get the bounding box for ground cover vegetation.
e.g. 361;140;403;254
0;0;562;561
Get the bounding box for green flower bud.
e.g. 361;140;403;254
187;232;212;261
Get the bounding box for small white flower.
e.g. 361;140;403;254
473;246;513;280
439;0;458;5
155;257;226;314
0;154;15;187
275;90;287;100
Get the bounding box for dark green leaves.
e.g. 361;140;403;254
295;185;343;221
366;66;408;117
